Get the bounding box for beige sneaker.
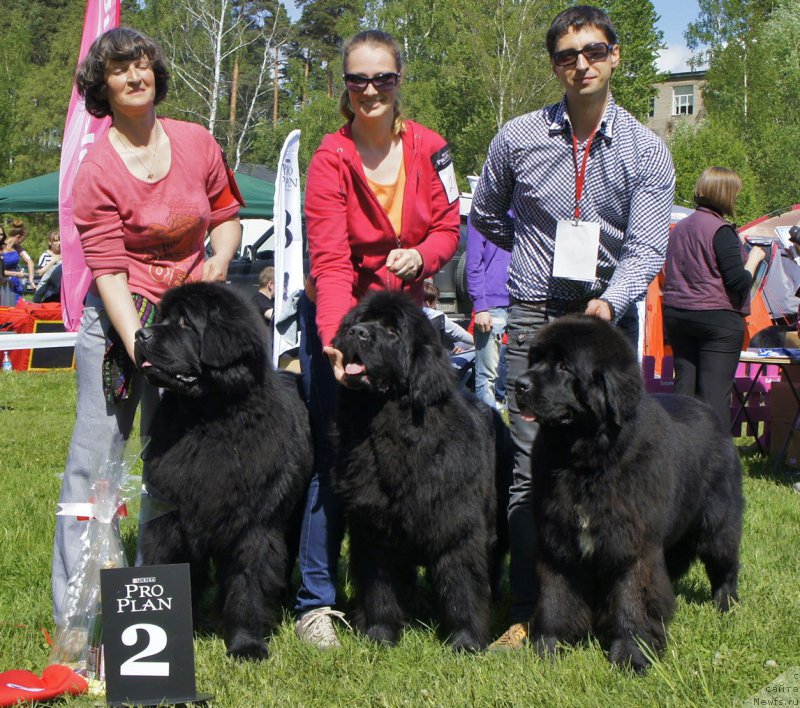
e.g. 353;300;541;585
295;606;349;649
489;622;529;651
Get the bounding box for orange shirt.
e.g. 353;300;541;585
366;162;406;238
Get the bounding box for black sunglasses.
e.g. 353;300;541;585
552;42;615;68
343;72;400;93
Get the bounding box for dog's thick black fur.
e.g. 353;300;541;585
515;315;743;672
333;291;510;651
134;282;312;660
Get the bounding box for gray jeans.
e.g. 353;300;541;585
52;294;158;626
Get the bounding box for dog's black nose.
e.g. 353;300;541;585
349;324;370;342
135;328;153;343
515;374;534;397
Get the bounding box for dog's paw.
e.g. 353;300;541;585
608;638;650;674
712;588;739;612
448;629;486;653
365;623;400;646
226;632;269;661
531;634;559;657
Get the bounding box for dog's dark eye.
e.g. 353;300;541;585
178;316;189;328
557;361;569;373
386;327;398;337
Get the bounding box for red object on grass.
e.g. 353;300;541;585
0;665;87;706
0;301;67;371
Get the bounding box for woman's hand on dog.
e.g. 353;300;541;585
202;254;230;283
324;345;347;383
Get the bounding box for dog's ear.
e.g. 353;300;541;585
199;302;263;370
407;314;454;407
594;366;640;428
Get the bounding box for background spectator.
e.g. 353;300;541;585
465;216;510;410
37;230;62;279
662;166;766;428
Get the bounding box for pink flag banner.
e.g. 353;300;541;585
59;0;120;331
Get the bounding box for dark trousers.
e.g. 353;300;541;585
504;300;638;623
663;309;744;430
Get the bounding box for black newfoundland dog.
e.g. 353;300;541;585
333;291;510;651
133;282;312;660
515;315;743;672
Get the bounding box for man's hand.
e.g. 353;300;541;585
202;254;229;282
474;310;493;333
386;248;423;281
585;299;613;321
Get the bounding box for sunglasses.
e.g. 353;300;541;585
343;72;400;93
552;42;615;68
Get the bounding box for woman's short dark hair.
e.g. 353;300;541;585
76;27;169;118
546;5;618;56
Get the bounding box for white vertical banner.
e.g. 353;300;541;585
272;129;304;367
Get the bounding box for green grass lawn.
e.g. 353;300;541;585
1;370;799;706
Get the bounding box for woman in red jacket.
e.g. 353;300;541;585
295;29;460;648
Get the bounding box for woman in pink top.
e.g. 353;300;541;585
52;27;242;626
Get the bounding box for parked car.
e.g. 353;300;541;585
432;192;473;318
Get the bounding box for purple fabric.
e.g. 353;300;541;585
663;207;750;315
465;217;511;312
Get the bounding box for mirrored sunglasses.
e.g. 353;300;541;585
552;42;615;68
343;72;400;93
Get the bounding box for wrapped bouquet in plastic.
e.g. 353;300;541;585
49;437;142;692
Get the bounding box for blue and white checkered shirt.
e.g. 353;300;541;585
470;95;675;320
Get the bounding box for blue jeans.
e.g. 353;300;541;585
295;293;344;613
473;306;508;408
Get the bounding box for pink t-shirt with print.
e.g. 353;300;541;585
73;117;240;303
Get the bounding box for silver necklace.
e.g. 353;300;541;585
114;120;161;180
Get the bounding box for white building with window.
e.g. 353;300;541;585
646;70;706;138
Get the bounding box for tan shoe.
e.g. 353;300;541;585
489;622;529;651
295;606;349;649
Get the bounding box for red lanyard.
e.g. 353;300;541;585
572;128;598;221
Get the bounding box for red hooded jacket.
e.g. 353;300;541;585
305;120;461;347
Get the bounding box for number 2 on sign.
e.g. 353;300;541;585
120;623;170;677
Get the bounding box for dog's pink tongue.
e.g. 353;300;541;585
345;362;366;375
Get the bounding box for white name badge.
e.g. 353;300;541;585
552;219;600;282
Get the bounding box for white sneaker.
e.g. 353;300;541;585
295;606;349;649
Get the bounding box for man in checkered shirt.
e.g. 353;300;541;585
471;4;675;650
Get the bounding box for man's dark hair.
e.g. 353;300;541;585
546;5;618;56
76;27;169;118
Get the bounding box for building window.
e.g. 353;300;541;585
648;96;656;118
673;85;694;115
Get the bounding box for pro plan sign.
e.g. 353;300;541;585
101;564;205;706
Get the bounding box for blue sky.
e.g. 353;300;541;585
652;0;701;71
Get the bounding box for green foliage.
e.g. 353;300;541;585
0;0;669;198
602;0;665;121
1;372;800;705
668;118;764;223
682;0;800;217
248;92;341;177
